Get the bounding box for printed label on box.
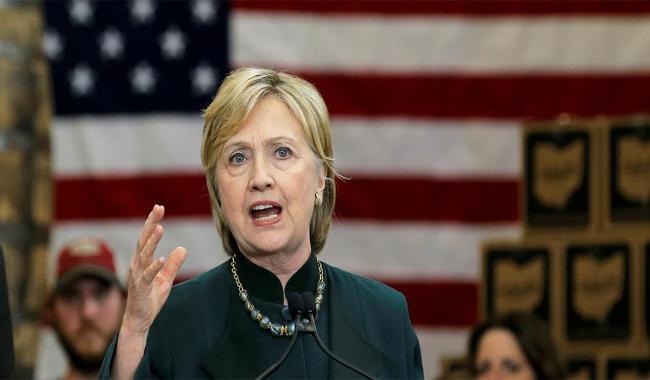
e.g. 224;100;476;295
566;243;630;340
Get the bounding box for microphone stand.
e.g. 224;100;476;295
256;293;376;380
255;293;305;380
301;292;376;380
255;328;300;380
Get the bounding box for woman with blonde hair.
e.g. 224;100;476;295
99;68;423;379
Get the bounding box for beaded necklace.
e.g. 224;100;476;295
230;254;326;337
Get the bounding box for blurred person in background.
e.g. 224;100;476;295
41;238;126;380
467;312;564;380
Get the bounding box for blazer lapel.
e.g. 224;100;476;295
328;267;391;379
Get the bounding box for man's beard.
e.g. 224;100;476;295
53;321;111;373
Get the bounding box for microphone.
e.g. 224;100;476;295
255;293;303;380
301;292;375;380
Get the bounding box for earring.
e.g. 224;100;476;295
315;192;322;205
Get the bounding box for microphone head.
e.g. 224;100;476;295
301;292;317;316
287;292;304;319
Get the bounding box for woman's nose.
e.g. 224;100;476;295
249;156;274;191
480;367;502;380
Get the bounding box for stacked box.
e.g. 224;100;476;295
479;116;650;380
31;151;51;226
566;356;597;380
481;241;554;324
0;5;52;377
0;150;26;223
603;118;650;232
436;356;470;380
639;238;650;341
603;353;650;380
522;120;603;236
561;238;636;344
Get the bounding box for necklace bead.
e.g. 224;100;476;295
230;254;325;338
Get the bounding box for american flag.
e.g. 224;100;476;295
42;1;650;377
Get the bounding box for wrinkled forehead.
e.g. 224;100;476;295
225;101;306;146
216;95;314;156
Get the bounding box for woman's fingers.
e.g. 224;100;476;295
137;205;165;252
139;224;164;270
142;257;165;285
161;247;187;282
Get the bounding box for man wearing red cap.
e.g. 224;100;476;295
45;238;125;380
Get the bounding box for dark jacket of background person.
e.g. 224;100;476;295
99;259;423;379
0;245;15;378
468;312;565;380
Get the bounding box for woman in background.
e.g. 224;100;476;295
467;312;564;380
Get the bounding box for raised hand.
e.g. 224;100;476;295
122;204;187;333
112;204;186;379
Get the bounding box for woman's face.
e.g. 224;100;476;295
215;95;325;258
474;328;536;380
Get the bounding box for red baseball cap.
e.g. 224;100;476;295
55;238;120;292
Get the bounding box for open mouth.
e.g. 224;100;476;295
249;202;282;223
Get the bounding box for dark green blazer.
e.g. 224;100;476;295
100;259;423;379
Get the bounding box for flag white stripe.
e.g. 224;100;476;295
233;12;650;73
415;327;469;379
53;116;521;178
50;219;520;285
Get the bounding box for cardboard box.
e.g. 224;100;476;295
0;149;26;223
640;237;650;341
522;120;602;236
31;151;52;226
481;240;554;324
0;6;44;53
604;355;650;380
562;238;635;343
437;356;470;380
566;356;598;380
603;118;650;232
0;59;16;130
24;244;48;314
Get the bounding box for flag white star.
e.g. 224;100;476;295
192;0;218;24
69;0;93;25
69;64;95;96
160;27;186;59
99;28;124;59
131;0;155;23
191;63;218;95
43;30;63;60
130;62;157;94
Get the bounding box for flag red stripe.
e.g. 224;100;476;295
385;279;478;327
336;176;518;223
174;273;478;327
233;0;650;16
54;174;519;223
295;72;650;119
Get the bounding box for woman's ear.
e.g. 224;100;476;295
316;164;326;194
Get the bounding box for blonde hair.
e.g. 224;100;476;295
201;67;337;256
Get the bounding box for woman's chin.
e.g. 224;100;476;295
241;235;307;257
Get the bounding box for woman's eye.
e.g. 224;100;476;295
229;152;247;165
275;146;292;159
475;362;491;375
502;359;522;373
